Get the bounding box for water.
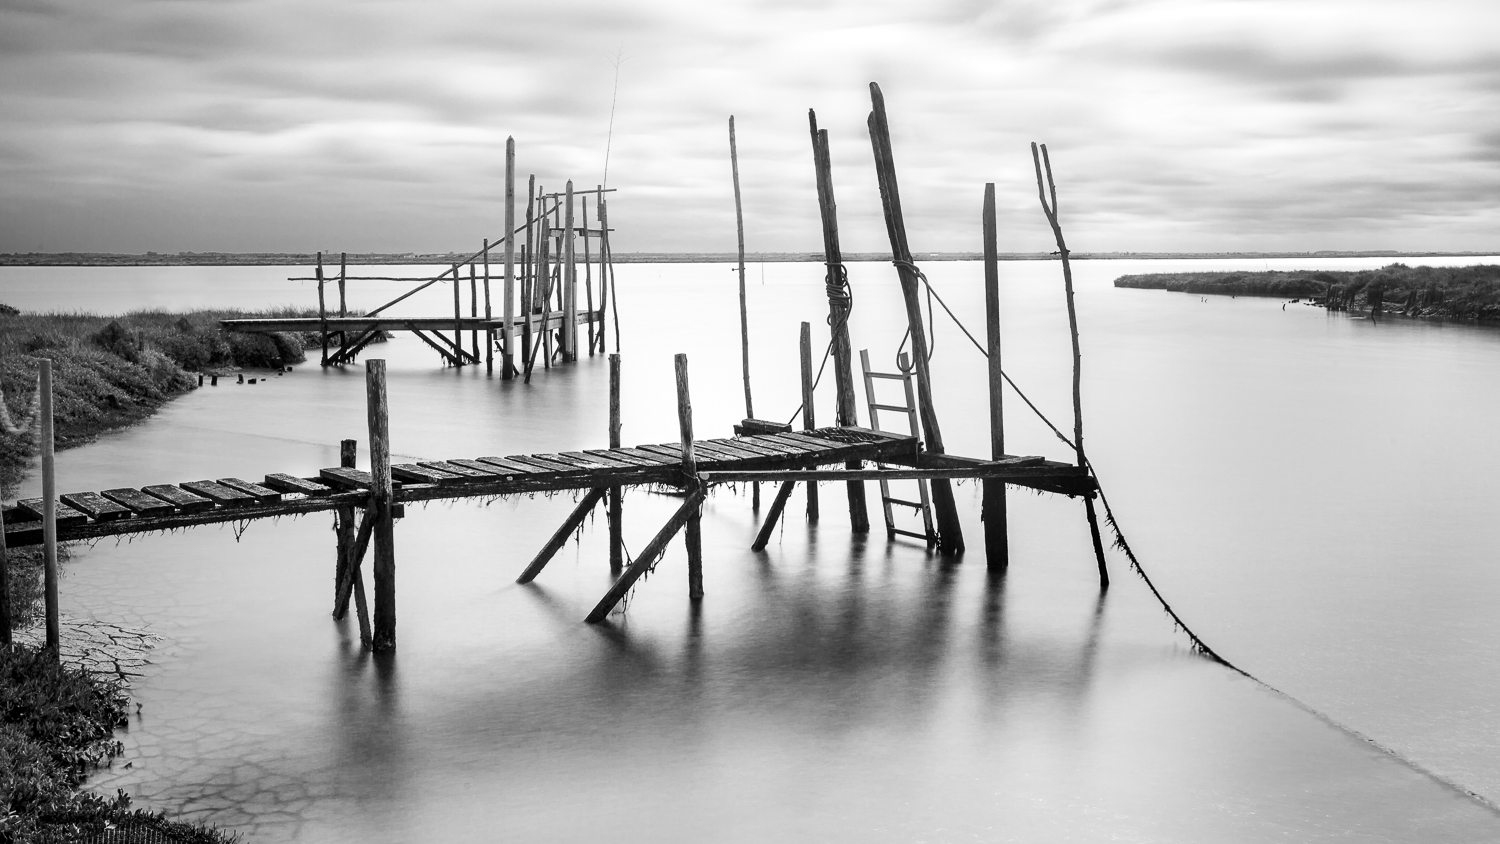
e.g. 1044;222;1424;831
5;257;1500;841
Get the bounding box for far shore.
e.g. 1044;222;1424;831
4;249;1497;267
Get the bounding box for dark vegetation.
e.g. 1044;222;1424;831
0;307;325;498
1114;263;1500;321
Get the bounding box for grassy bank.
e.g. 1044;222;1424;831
0;307;329;499
1113;264;1500;321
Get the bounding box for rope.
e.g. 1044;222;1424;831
784;261;851;427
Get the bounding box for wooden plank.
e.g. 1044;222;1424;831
391;464;460;485
141;485;215;514
605;447;678;466
503;455;580;474
697;461;1085;485
60;491;133;522
217;478;283;505
444;458;506;477
321;467;375;489
776;431;852;450
708;438;788;458
677;442;738;463
101;488;176;518
418;461;492;482
534;452;614;472
757;432;832;453
475;456;550;475
586;448;657;467
558;450;635;469
180;480;256;508
18;498;89;528
262;473;335;496
733;418;792;436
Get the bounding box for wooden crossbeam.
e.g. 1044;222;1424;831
585;488;705;623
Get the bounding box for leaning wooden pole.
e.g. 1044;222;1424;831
608;353;623;572
522;174;535;372
981;184;1009;572
40;360;59;654
1032;142;1108;589
865;83;963;554
502;139;517;378
729;116;754;420
366;360;398;650
677;354;704;600
799;321;819;523
807;108;869;534
516;487;608;584
563;181;578;362
585;489;704;624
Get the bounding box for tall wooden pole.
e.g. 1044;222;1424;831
596;185;610;354
366;360;397;650
800;321;819;523
982;184;1009;571
470;263;480;364
807;109;869;534
729;116;754;420
452;264;463;366
502;139;517;378
563;181;578;362
866;83;963;554
522;174;535;372
337;252;348;364
483;239;493;375
40;360;59;654
608;353;623;572
317;252;329;367
677;354;703;599
583;196;596;356
1031;142;1108;589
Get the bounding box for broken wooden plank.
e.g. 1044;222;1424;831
141;485;216;514
180;480;257;508
60;491;133;522
100;488;177;518
262;473;336;496
391;464;460;485
733;418;793;435
320;467;376;489
217;477;283;505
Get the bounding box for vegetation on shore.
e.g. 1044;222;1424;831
1114;263;1500;321
0;307;324;499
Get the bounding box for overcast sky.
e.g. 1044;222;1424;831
1;0;1496;255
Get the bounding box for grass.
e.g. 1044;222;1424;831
1114;263;1500;320
0;306;330;499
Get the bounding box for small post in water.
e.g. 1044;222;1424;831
40;360;59;655
366;360;398;650
676;354;703;599
982;183;1009;571
333;438;357;615
317;252;329;367
502;138;517;378
452;264;463;366
800;321;818;523
608;353;624;572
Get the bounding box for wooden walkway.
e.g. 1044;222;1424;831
0;426;1088;548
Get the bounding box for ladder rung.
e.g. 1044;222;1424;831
882;497;925;509
866;372;907;381
891;528;934;541
869;403;910;412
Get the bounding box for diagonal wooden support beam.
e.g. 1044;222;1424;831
334;504;374;618
751;480;797;551
409;327;462;366
516;486;608;584
585;488;705;623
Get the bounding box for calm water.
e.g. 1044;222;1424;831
5;257;1500;842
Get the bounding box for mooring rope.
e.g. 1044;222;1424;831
783;261;851;427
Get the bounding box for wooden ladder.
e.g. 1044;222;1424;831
859;349;936;546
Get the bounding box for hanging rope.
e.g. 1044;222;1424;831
783;261;851;427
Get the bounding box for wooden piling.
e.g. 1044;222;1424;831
333;438;357;615
366;360;397;651
452;264;463;366
40;360;59;654
799;321;819;522
807;109;869;534
470;263;480;364
483;242;493;375
865;83;963;554
729;116;755;421
583;197;596;356
981;184;1009;571
338;252;349;361
522;174;535;373
609;353;623;572
317;253;329;367
1031;143;1108;589
676;354;703;599
563;181;578;362
502;139;517;378
600;198;620;353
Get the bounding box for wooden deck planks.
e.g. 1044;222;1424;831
217;478;283;504
180;480;257;508
18;498;89;528
60;491;133;522
262;474;335;496
101;488;177;518
141;485;215;514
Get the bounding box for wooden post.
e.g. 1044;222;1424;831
752;481;797;551
563;181;578;362
334;437;357;614
609;353;623;572
470;263;480;364
982;184;1008;571
527;214;551;382
676;354;703;599
452;264;463;366
1031;142;1108;589
600;198;620;353
317;253;329;367
366;360;397;651
597;193;613;353
807;109;869;534
338;252;348;361
502;139;517;378
865;83;963;554
729;116;754;420
483;240;493;375
799;321;819;522
40;360;59;654
582;196;596;356
522;173;535;373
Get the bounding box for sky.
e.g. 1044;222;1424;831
1;0;1497;255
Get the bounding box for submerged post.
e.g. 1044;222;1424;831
608;353;623;572
40;360;59;655
677;354;703;600
982;184;1009;572
807;109;869;534
800;321;819;523
502;138;517;378
366;360;397;650
1032;142;1108;589
866;83;963;554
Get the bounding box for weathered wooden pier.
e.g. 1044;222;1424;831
0;83;1112;656
223;139;619;381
